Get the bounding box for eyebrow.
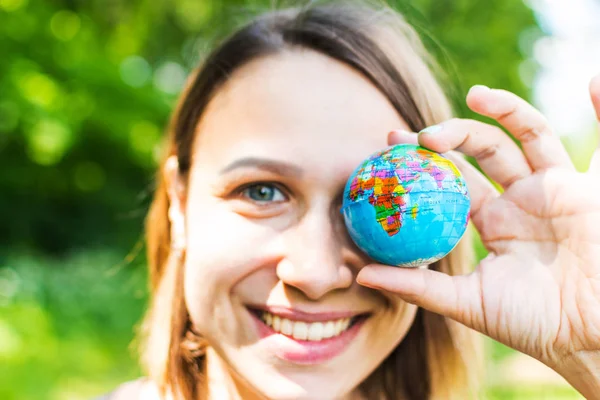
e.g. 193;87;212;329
219;157;304;177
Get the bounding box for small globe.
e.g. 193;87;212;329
341;144;470;267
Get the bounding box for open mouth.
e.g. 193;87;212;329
247;307;369;342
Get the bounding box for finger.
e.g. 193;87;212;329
356;264;487;334
388;129;418;145
589;74;600;174
389;129;500;228
466;85;574;171
418;118;533;188
443;151;499;226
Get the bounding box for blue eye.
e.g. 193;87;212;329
242;184;286;203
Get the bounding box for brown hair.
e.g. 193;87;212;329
140;1;482;399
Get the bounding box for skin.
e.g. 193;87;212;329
165;44;600;398
166;49;418;400
358;76;600;398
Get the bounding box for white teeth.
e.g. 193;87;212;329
323;321;335;338
281;319;293;335
307;322;324;341
259;311;356;341
292;322;308;340
335;319;344;335
272;316;281;332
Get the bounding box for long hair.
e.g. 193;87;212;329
140;1;482;399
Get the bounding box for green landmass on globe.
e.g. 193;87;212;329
342;144;470;267
347;145;467;236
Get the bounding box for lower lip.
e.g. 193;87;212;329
249;310;367;365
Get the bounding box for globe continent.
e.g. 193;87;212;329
341;144;470;267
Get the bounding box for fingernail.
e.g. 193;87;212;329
419;124;443;135
468;84;490;95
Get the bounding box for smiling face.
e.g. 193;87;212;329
175;49;418;399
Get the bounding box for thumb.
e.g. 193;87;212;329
357;264;486;332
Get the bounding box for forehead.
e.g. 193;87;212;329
192;49;408;178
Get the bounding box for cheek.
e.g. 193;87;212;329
393;302;419;336
182;204;280;333
374;296;419;351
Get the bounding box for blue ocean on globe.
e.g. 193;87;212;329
341;144;471;267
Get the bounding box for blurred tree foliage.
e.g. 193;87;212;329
0;0;541;257
1;0;555;399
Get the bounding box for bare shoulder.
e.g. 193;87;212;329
95;378;162;400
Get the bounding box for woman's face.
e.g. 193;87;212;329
177;49;418;399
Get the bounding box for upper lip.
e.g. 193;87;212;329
247;304;370;323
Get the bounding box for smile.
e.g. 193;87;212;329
247;306;370;364
259;311;354;341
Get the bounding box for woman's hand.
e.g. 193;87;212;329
356;74;600;397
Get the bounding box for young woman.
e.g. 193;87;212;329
101;1;600;399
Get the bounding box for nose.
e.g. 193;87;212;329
276;206;355;300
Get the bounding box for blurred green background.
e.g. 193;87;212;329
1;0;595;399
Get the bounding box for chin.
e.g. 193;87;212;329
219;326;371;400
199;295;412;399
240;367;359;400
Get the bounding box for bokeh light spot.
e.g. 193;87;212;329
119;56;151;87
0;268;21;306
154;61;187;94
18;72;62;109
26;119;72;165
0;319;23;359
50;10;81;41
0;0;27;12
129;120;161;156
73;161;106;192
108;25;140;61
175;0;211;31
518;58;538;87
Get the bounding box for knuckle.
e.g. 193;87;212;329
517;126;539;143
473;143;499;162
517;123;552;143
495;104;518;123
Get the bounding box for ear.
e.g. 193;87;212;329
164;155;187;252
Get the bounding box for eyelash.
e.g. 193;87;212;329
234;182;289;204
